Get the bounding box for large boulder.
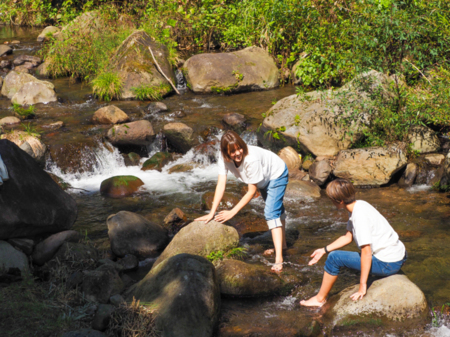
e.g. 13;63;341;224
407;125;440;154
163;122;200;154
92;105;129;124
0;240;30;275
32;230;81;266
258;71;391;155
110;30;174;99
278;146;302;176
183;46;279;94
216;259;301;297
125;254;220;337
285;180;321;201
153;220;239;268
37;26;60;42
100;175;144;198
0;140;77;240
1;71;55;100
12;81;57;105
1;131;47;165
333;143;407;186
327;275;428;329
106;120;155;147
107;211;169;258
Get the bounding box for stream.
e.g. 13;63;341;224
1;26;450;336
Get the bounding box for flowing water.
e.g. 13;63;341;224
1;27;450;336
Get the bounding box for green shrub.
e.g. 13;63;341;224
91;72;123;101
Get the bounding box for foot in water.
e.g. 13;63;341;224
271;262;283;272
300;296;326;307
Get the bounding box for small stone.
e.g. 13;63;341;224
109;294;125;307
42;121;64;130
147;102;168;113
309;159;332;186
92;105;129;125
398;163;418;188
11;40;20;44
424;153;445;166
92;304;115;331
0;116;21;126
141;152;173;171
117;254;138;271
302;159;314;171
0;241;30;275
83;265;124;304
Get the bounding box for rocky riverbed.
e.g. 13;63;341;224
1;25;450;337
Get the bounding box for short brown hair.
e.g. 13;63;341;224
220;130;248;162
326;179;356;205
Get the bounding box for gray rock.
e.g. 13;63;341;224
92;304;115;331
184;46;279;94
117;254;138;271
153;220;239;269
163;122;199;154
1;71;54;99
125;254;220;337
0;240;29;275
61;328;106;337
147;101;168;113
82;264;124;304
92;105;129;124
12;81;57;105
32;230;81;266
333;143;407;186
14;65;30;74
13;55;42;66
398;163;418;188
285;180;321;201
107;211;169;258
222;113;247;134
106;120;155;147
0;45;12;57
309;159;332;186
36;60;50;77
7;238;34;255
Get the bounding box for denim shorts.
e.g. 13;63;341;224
259;165;289;229
324;250;408;277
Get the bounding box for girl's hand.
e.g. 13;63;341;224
350;284;367;301
215;210;236;223
308;248;326;266
195;213;215;224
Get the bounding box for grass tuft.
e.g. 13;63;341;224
92;72;123;102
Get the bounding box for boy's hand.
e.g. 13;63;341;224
308;248;326;266
195;213;215;224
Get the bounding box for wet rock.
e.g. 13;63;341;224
0;60;11;69
285;180;321;201
109;294;125;307
309;159;332;186
53;242;99;264
333;143;407;186
32;230;81;266
109;30;174;99
1;131;47;165
117;254;139;271
415;158;444;186
0;45;12;57
201;191;240;211
107;211;169;259
141;151;173;171
167;162;198;174
222;113;247;134
0;140;77;240
440;152;450;189
407;125;440;154
83;264;124;304
278;146;302;176
192;140;219;164
100;175;144;198
163;122;199;154
147;101;168;113
37;26;60;42
1;71;55;99
42;121;64;129
125;254;220;337
92;304;116;331
125;152;140;166
106;120;155;147
216;259;299;297
398;163;418;188
12;81;57;105
153;220;239;268
0;116;20;126
0;241;30;275
424;153;445;166
92;105;129;124
61;328;106;337
226;212;268;237
163;208;188;233
13;55;42;67
328;275;428;328
7;238;34;255
184;46;279;94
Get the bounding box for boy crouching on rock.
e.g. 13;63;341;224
300;178;407;307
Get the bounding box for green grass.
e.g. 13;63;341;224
11;103;35;118
131;84;171;101
91;71;123;101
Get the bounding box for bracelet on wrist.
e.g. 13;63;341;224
324;246;329;254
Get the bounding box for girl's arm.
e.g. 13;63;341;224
350;244;372;301
215;184;257;223
195;175;227;223
308;231;353;266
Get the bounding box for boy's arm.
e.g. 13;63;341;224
308;231;353;266
195;175;227;223
350;244;372;301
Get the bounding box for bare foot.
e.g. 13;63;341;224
300;296;326;307
263;248;288;256
271;262;283;273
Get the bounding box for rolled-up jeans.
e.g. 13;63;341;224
259;165;289;230
324;250;407;277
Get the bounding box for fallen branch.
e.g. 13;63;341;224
404;59;432;85
148;46;180;95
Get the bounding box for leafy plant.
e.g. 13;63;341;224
264;126;286;141
225;247;247;260
11;103;35;118
91;72;123;102
206;250;224;262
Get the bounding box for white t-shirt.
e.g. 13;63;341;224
346;200;405;262
218;145;286;189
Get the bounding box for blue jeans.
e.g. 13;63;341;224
324;250;407;277
259;165;289;229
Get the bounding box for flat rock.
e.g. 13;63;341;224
424;153;445;166
92;105;129;124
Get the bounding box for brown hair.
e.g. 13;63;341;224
220;130;248;162
326;178;356;205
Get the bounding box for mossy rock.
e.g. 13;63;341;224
100;175;144;198
141;152;173;172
